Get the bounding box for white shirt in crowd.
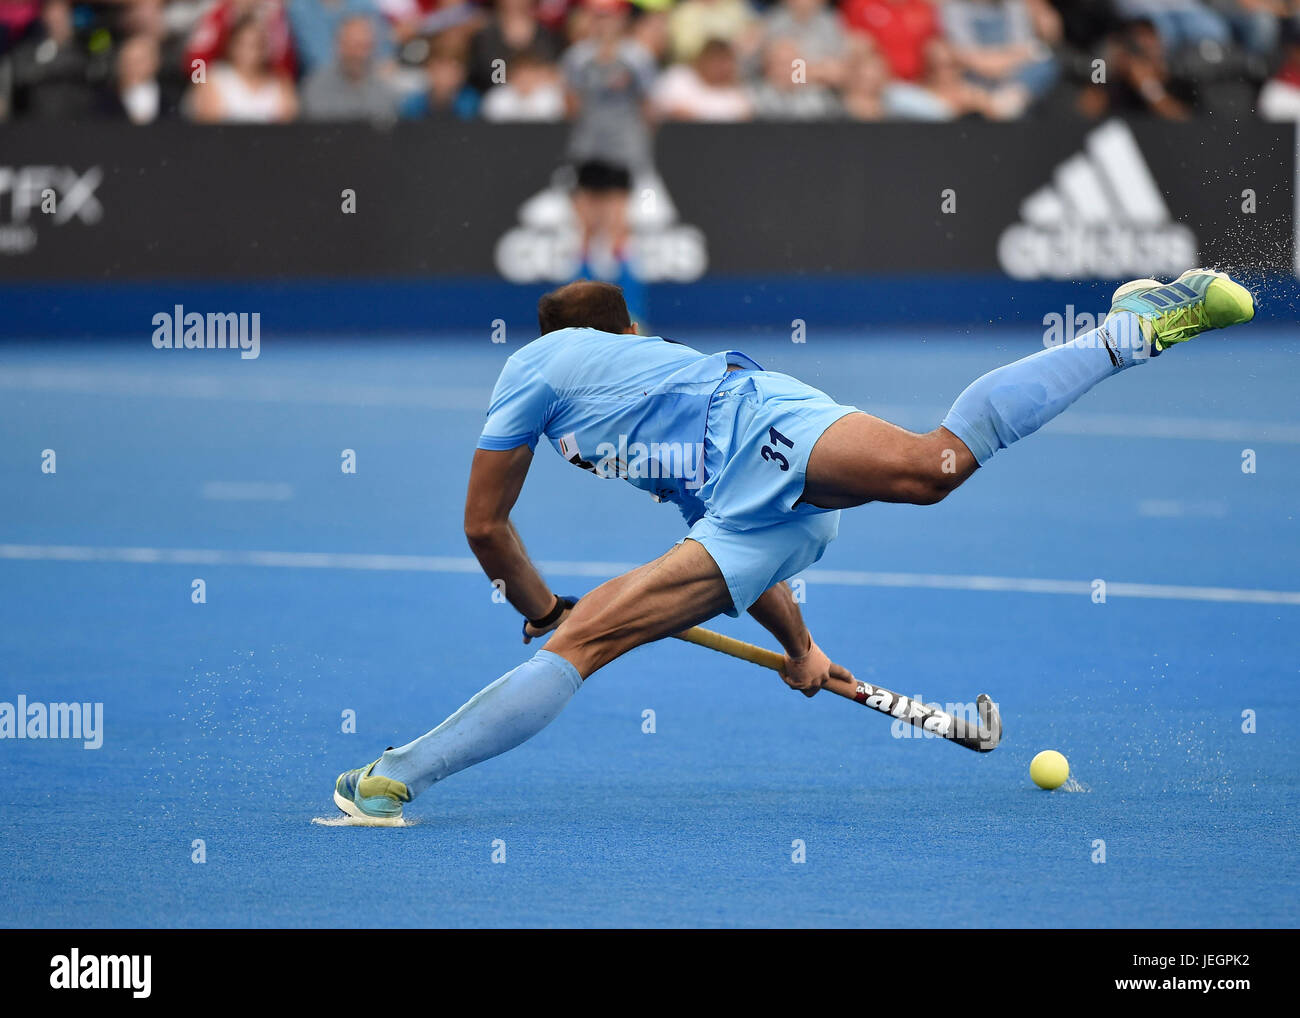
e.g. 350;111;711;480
652;64;753;121
481;81;566;122
1258;79;1300;121
121;80;161;124
206;64;289;123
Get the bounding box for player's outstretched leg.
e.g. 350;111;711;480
332;541;732;825
803;269;1254;511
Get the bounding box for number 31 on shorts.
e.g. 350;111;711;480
761;427;794;471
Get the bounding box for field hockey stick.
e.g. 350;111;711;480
673;626;1002;753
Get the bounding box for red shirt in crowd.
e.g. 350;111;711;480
0;2;41;36
841;0;938;82
184;0;297;79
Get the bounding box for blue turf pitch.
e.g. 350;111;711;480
1;327;1297;928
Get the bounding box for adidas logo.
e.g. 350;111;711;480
494;168;707;283
998;120;1197;280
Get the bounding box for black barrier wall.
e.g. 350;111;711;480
1;119;1293;285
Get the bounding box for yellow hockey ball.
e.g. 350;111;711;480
1030;750;1069;790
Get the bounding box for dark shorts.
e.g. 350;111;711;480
574;159;632;193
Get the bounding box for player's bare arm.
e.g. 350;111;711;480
746;581;810;657
746;581;850;698
463;444;570;640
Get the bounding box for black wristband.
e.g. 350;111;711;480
528;595;567;629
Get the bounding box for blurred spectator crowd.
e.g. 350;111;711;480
3;0;1300;125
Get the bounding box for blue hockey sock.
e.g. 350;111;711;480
373;650;583;798
941;312;1149;466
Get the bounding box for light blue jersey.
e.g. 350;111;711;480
477;328;760;521
478;327;860;615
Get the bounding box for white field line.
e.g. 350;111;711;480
2;543;1298;606
1;368;1298;443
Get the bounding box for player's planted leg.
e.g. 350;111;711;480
369;649;584;800
335;541;733;820
333;648;588;823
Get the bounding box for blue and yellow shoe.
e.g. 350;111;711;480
333;757;410;827
1108;268;1255;355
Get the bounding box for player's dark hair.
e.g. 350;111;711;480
537;280;632;335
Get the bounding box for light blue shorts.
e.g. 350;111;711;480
683;369;859;617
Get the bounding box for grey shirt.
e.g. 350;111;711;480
763;8;848;62
562;39;657;170
941;0;1036;49
750;81;841;120
301;63;398;122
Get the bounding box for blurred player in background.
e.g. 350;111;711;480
562;0;656;321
